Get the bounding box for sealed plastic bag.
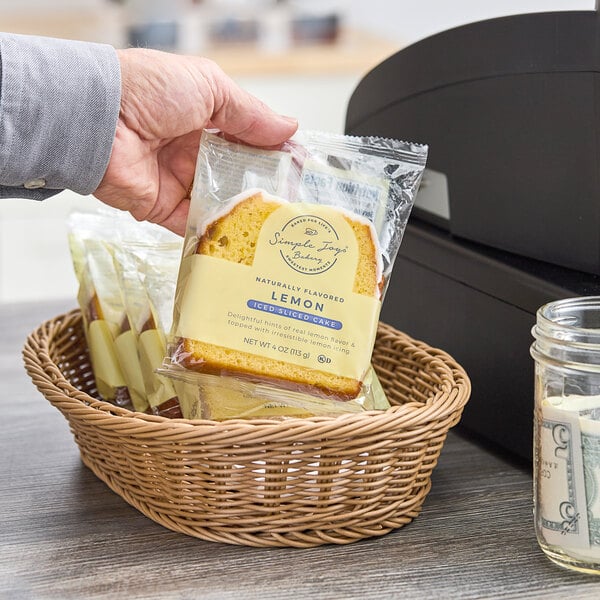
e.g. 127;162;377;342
68;212;135;410
163;129;427;413
110;219;186;418
68;209;188;417
173;365;390;420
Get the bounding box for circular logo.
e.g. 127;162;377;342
271;214;347;275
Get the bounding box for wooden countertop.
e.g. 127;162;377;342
0;7;398;78
2;300;600;599
202;29;398;77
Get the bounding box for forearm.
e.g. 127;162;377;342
0;33;121;200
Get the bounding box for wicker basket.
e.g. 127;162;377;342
23;310;470;548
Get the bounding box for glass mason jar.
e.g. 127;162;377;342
531;296;600;574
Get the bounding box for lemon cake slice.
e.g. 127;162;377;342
175;190;382;399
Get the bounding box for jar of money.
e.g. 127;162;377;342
531;296;600;574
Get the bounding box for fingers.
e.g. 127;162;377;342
156;198;189;237
203;60;298;147
117;49;297;146
101;51;297;236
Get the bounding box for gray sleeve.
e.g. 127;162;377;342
0;33;121;200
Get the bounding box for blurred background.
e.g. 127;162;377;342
0;0;593;304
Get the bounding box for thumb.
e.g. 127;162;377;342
206;64;298;146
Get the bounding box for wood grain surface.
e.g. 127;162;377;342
2;300;600;599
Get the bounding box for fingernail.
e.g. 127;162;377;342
279;115;298;125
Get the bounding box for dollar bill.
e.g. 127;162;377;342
580;416;600;549
539;403;590;550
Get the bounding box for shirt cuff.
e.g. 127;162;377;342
0;33;121;196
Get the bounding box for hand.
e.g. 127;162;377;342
94;48;298;235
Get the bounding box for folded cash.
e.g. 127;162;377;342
538;396;600;560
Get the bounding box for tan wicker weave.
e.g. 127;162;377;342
23;310;470;548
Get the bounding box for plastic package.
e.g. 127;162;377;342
110;219;186;418
68;212;135;410
163;129;427;417
68;209;189;418
168;364;390;420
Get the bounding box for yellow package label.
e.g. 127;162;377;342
198;384;315;420
176;202;381;380
114;329;149;413
139;328;178;408
87;319;126;398
173;379;199;419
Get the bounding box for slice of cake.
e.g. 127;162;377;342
176;190;382;399
197;191;283;265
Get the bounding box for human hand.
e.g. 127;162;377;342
94;48;298;235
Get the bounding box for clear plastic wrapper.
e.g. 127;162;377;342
113;221;187;419
166;365;390;420
163;129;427;415
67;212;134;410
68;210;190;417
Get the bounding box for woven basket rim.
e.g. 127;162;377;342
23;309;471;436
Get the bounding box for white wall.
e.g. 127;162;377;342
304;1;595;46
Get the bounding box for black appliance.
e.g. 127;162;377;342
346;10;600;461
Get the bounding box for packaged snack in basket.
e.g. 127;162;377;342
67;212;135;410
179;365;390;420
68;210;193;417
162;130;427;416
111;221;188;419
